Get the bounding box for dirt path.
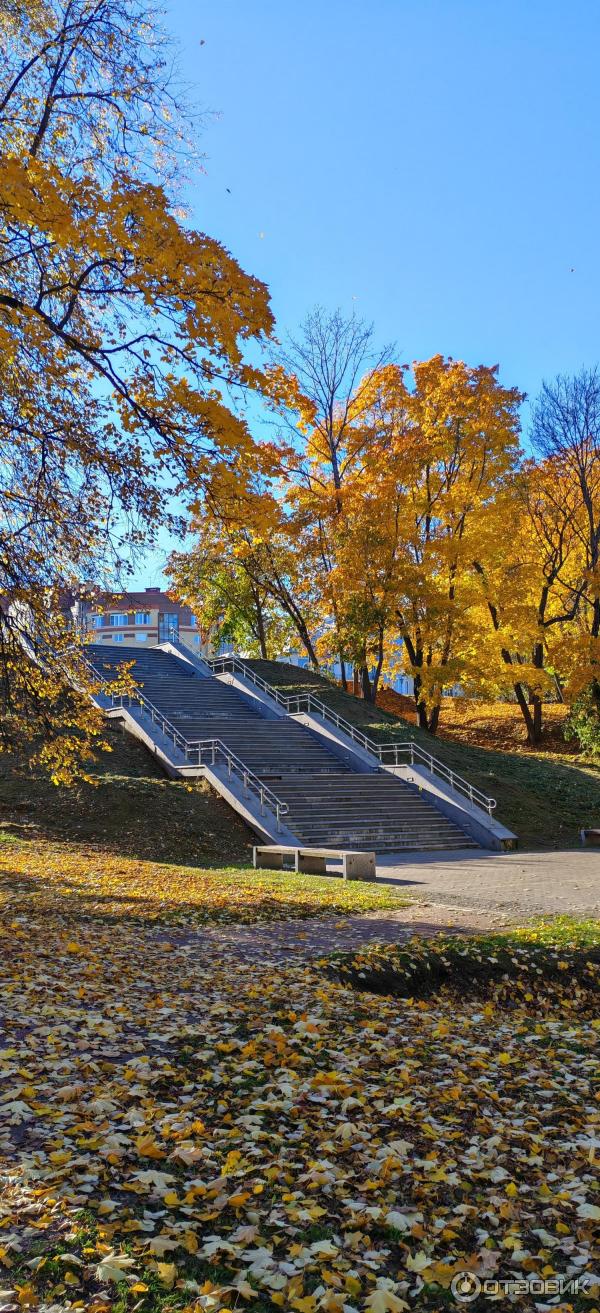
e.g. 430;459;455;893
162;899;509;963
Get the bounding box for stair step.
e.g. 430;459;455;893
93;645;482;853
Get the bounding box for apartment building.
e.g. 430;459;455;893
75;587;204;653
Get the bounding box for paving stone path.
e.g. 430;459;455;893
376;847;600;917
156;849;598;965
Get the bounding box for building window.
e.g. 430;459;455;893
158;613;179;643
135;633;147;642
91;614;103;629
135;612;150;625
109;613;128;626
112;634;125;643
189;615;197;627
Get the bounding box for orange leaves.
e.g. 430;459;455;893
134;1134;167;1160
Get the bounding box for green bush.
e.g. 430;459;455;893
564;684;600;755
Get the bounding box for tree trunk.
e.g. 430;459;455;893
428;702;441;735
398;623;425;726
528;641;545;745
359;665;375;702
512;681;536;743
416;701;430;730
473;572;540;745
292;620;319;669
253;590;269;660
530;695;543;744
339;656;348;692
304;637;320;670
371;628;385;704
411;672;430;730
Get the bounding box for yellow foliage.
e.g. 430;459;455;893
0;0;277;775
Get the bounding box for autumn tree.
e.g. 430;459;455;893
169;460;323;667
531;369;600;698
0;0;274;777
316;363;410;701
377;357;523;732
269;343;524;720
474;368;600;746
471;458;584;744
268;307;393;690
168;523;297;661
175;350;525;727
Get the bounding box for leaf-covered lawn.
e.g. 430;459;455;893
0;852;598;1312
327;922;600;1001
0;837;409;929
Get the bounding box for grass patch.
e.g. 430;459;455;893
326;916;600;1005
0;834;409;929
0;724;255;866
248;660;600;848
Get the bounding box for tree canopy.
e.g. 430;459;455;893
172;310;600;745
0;0;275;777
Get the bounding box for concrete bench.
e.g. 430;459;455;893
253;844;376;882
581;828;600;847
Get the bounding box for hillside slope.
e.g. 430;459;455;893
0;723;254;865
247;660;600;849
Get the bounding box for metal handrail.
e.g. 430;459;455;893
85;657;289;832
208;654;497;816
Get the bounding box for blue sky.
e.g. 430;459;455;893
133;0;600;586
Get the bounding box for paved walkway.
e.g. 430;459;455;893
376;847;600;917
154;848;598;966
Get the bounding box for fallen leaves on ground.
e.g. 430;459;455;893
327;927;600;1002
0;838;407;930
436;703;573;755
0;862;598;1312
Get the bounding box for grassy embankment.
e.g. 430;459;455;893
0;724;409;926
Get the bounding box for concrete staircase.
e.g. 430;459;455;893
88;644;478;853
270;774;472;852
88;645;352;777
